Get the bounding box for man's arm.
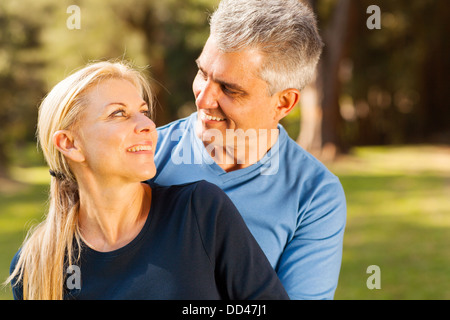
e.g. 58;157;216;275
276;177;347;300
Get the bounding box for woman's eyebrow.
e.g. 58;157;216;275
104;101;148;108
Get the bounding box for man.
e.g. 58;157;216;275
152;0;346;299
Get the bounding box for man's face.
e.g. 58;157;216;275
192;36;280;145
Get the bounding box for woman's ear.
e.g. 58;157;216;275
274;88;300;121
52;130;85;163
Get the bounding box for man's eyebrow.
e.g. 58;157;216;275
195;59;248;96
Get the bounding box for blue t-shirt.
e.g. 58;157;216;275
152;112;347;299
10;181;289;300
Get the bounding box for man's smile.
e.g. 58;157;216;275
199;110;227;122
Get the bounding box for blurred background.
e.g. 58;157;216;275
0;0;449;299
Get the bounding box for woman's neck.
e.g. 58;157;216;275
77;180;151;252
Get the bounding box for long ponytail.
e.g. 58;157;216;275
9;177;81;299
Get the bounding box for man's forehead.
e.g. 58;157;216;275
197;37;264;83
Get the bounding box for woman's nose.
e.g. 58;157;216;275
135;113;156;133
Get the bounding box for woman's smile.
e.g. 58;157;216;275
127;142;153;153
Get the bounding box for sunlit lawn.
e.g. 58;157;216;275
0;167;50;300
330;145;450;299
0;145;449;300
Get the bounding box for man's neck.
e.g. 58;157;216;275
203;128;279;172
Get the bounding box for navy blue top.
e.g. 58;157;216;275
10;180;288;300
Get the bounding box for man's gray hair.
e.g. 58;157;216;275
210;0;323;95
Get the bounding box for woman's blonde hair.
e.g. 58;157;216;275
5;60;153;300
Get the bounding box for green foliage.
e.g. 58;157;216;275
0;0;216;172
0;1;49;172
1;0;449;172
339;0;450;146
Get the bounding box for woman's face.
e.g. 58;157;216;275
73;78;157;184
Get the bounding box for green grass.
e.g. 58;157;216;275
330;145;450;299
1;145;449;299
0;167;50;300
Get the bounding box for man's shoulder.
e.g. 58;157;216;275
155;113;195;155
280;130;338;181
278;131;345;210
157;113;194;134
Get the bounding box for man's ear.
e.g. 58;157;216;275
52;130;85;163
275;88;300;121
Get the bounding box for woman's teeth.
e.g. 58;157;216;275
127;145;152;152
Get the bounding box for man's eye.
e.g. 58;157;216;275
222;85;237;96
198;69;207;80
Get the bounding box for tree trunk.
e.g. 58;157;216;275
114;4;171;127
296;71;322;158
298;0;355;160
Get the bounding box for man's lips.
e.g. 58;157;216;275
200;110;226;121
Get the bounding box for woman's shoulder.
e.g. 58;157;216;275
148;179;238;225
10;249;21;274
9;249;24;300
147;179;225;200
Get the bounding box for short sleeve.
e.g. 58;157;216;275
277;176;346;299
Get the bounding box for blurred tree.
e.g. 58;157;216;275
0;1;52;176
298;0;356;159
298;0;450;157
1;0;448;175
111;0;213;126
417;0;450;143
344;0;450;146
0;0;213;175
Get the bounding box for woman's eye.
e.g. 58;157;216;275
141;109;151;117
111;109;126;117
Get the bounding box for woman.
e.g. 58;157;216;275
7;61;289;300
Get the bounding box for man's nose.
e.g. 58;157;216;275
195;80;219;109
